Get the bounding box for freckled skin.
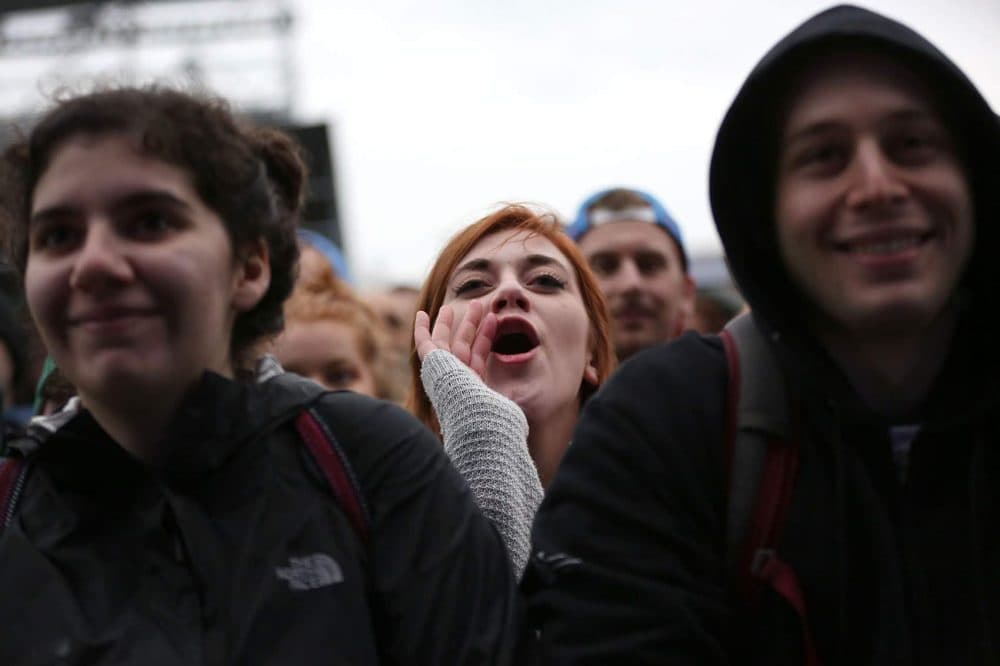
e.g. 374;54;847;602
443;229;598;430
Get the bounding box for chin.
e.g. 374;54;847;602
76;360;181;405
845;298;952;337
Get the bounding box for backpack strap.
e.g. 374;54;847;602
294;407;371;544
720;313;820;666
0;456;31;532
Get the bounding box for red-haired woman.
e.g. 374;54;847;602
410;204;615;572
276;267;406;403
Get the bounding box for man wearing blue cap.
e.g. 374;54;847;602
566;187;694;360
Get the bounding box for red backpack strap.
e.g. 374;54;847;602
0;457;31;532
721;313;820;666
294;408;371;544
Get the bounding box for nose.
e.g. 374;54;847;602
610;258;643;294
69;222;134;293
490;276;530;314
845;140;908;211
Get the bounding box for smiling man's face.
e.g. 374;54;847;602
775;53;973;338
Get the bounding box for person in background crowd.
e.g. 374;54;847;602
525;5;1000;664
367;284;420;355
690;288;744;334
364;284;419;404
297;227;353;286
275;267;405;402
33;356;76;417
409;204;615;573
0;295;31;424
566;187;694;360
0;86;517;665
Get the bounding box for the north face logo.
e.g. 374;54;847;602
275;553;344;590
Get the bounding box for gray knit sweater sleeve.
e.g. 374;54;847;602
420;348;543;575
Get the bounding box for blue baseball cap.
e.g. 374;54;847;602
297;229;353;285
566;187;688;268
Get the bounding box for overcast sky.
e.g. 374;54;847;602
289;0;999;289
0;1;996;289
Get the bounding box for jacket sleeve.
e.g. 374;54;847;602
523;334;732;664
318;392;519;665
420;348;543;576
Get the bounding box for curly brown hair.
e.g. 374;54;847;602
0;85;307;366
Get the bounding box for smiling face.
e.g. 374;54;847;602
775;54;974;340
578;220;693;359
25;133;269;412
443;229;598;424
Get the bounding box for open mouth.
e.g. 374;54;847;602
491;317;540;357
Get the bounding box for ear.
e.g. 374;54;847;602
676;273;697;335
232;238;271;313
582;351;600;387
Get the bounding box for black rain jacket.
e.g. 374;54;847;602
524;5;1000;665
0;369;517;665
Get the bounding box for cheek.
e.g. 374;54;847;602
24;262;66;341
161;260;234;319
556;304;594;356
774;201;814;280
655;273;687;301
775;177;818;238
443;300;471;326
356;367;379;396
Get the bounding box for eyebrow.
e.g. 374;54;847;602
30;189;193;226
783;120;842;146
453;253;568;276
521;253;568;271
784;108;938;145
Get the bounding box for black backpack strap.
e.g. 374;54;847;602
0;456;31;532
294;407;371;544
720;313;821;665
720;312;791;580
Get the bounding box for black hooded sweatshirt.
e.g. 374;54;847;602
524;5;1000;665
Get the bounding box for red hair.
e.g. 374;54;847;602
283;267;404;402
407;204;615;435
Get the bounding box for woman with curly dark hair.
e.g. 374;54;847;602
0;87;516;665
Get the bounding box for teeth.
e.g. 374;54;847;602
852;237;921;255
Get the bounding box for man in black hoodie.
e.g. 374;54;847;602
524;5;1000;665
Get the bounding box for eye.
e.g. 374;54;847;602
794;142;848;174
588;254;619;277
453;277;491;297
530;272;566;290
324;365;360;389
382;313;404;332
124;209;176;240
888;128;943;165
635;252;667;276
30;221;82;254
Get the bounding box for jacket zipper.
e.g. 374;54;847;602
3;462;31;529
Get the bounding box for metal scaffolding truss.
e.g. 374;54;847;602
0;0;297;118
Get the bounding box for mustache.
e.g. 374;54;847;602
610;295;659;317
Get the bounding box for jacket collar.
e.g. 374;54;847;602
9;357;328;485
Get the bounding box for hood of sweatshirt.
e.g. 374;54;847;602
708;4;1000;423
